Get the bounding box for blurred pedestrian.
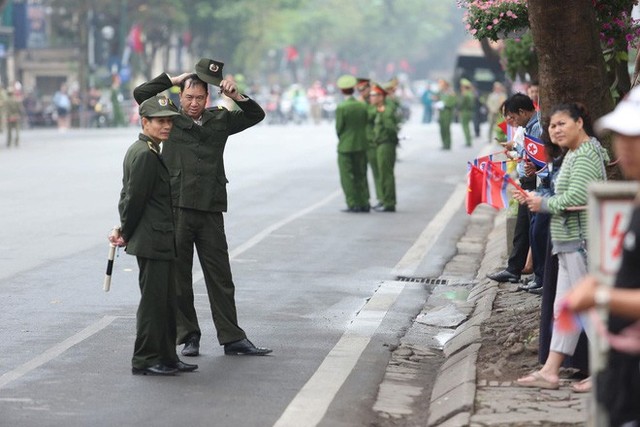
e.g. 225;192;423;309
434;79;456;150
5;89;24;147
485;81;507;143
52;83;71;131
420;82;434;124
458;78;475;147
335;75;370;212
108;95;197;376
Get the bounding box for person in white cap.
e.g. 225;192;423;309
564;86;640;426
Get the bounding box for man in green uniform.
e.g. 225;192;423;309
436;79;456;150
335;75;370;212
458;78;475;147
5;89;24;147
356;77;382;208
368;83;400;212
133;59;272;357
109;95;197;376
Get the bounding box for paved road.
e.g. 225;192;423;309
0;115;482;426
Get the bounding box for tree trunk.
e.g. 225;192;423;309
528;1;613;122
528;0;618;177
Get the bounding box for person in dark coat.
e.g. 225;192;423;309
133;59;271;358
109;95;197;376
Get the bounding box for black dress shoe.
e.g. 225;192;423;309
356;205;371;213
168;360;198;372
132;364;178;376
181;335;200;357
487;269;520;283
224;338;272;356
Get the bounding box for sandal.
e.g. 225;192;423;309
571;377;592;393
516;371;559;390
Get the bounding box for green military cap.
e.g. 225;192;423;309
460;78;472;87
139;95;180;118
336;74;357;90
195;58;224;86
370;82;387;96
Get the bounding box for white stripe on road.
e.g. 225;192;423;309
392;183;467;277
0;191;342;389
192;189;342;284
273;185;465;427
0;316;117;389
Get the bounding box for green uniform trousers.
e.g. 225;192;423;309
438;109;453;150
132;257;178;369
376;142;397;209
460;110;472;147
367;146;382;204
6;122;19;147
338;150;369;209
174;208;246;345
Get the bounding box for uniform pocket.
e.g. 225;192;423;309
151;222;174;253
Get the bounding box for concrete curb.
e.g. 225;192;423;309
427;210;506;426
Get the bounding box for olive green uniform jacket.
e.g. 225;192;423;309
133;73;266;213
335;95;369;208
118;133;178;369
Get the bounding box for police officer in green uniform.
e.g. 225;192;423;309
368;83;400;212
133;59;272;357
458;78;475;147
356;77;382;208
109;95;197;376
335;74;370;212
436;79;456;150
5;89;24;147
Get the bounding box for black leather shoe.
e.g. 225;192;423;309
356;205;371;213
168;360;198;372
181;335;200;357
132;364;178;376
487;269;520;283
224;338;272;356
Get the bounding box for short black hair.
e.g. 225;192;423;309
180;73;208;94
504;93;535;114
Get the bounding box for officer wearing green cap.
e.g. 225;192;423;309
458;78;475;147
435;79;457;150
368;83;400;212
335;74;370;212
109;95;198;376
133;59;272;358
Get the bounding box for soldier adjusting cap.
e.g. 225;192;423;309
195;58;224;86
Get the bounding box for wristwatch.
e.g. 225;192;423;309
594;286;611;309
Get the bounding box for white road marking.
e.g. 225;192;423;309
191;189;342;285
0;316;117;390
0;191;342;390
392;183;467;277
273;185;465;427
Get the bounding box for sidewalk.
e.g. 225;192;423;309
372;206;591;426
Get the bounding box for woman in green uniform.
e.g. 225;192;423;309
368;83;400;212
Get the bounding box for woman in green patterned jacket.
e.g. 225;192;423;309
515;102;609;391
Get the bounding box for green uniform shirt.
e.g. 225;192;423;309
335;96;369;153
118;134;176;260
134;74;266;213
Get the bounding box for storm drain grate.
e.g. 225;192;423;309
395;276;449;285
